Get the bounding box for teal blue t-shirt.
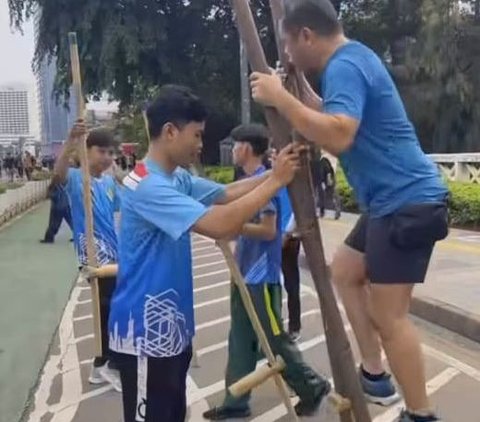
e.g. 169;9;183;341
109;160;225;358
321;41;447;217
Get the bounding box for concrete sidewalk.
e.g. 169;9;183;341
314;212;480;342
0;202;77;422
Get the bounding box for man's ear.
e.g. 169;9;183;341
162;122;178;141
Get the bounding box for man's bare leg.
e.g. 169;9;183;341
331;244;384;374
369;284;430;413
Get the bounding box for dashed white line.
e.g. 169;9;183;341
194;269;229;280
77;298;92;305
193;251;223;261
194;296;229;310
193;260;226;270
194;280;230;293
73;314;93;322
74;334;94;344
192;245;216;253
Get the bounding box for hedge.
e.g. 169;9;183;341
205;165;480;230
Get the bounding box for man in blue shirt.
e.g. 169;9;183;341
203;124;329;420
108;85;303;422
249;1;448;421
53;123;122;392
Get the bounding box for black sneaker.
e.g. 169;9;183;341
295;379;331;416
397;409;441;421
202;406;251;420
40;239;54;244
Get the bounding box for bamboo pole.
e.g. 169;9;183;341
216;241;298;421
68;32;103;357
228;1;371;420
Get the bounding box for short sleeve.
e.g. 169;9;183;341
113;182;122;212
135;179;208;241
65;167;81;193
322;59;367;121
189;175;226;206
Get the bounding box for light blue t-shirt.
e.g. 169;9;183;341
235;166;283;285
109;160;225;358
321;41;448;217
66;168;120;265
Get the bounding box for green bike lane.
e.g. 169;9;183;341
0;202;77;422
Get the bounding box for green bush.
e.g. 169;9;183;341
204;166;234;184
6;182;24;190
31;170;52;181
336;169;480;229
0;184;6;195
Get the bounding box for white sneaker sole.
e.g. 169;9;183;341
364;392;402;407
88;375;106;385
99;368;122;393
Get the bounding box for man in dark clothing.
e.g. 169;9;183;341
40;181;73;243
4;153;15;182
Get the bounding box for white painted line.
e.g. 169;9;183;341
423;344;480;382
373;367;461;422
194;269;229;280
194;296;229;310
74;333;94;344
28;278;84;422
78;286;91;291
73;314;92;322
197;340;228;357
47;385;114;414
187;376;210;421
77;298;92;305
192;239;213;246
193;260;226;270
194;280;230;293
192;245;215;253
193;251;223;261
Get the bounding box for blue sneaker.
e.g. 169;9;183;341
359;367;401;406
397;409;440;421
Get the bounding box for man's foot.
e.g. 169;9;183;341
295;379;331;416
202;406;251;420
39;239;54;244
397;409;440;421
359;366;401;406
334;209;341;220
99;362;122;393
88;364;106;385
289;331;301;343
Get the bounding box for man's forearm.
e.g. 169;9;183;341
53;142;75;183
275;91;352;156
219;171;271;204
241;222;275;241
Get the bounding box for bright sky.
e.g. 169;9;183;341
0;2;35;86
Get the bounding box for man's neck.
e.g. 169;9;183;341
315;34;349;72
146;143;177;174
242;157;263;176
88;166;102;178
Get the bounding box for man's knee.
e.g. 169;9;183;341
330;245;366;288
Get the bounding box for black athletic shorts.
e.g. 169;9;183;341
113;346;192;422
345;202;449;284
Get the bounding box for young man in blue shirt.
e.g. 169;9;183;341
249;1;448;421
203;125;329;420
108;85;303;422
54;123;122;392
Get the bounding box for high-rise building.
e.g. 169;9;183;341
0;84;37;150
36;58;77;153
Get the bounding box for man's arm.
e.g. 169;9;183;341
53;119;87;184
216;172;271;204
240;211;276;241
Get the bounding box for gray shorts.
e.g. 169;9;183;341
345;202;448;284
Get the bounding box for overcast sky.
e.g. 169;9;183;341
0;2;35;87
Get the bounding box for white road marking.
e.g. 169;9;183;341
193;251;223;261
77;298;92;305
194;296;229;310
73;334;94;344
373;367;461;422
192;239;213;246
194;269;229;280
73;314;93;322
192;245;215;253
194;280;230;293
193;260;226;270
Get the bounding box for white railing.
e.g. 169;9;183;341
429;153;480;184
0;180;50;227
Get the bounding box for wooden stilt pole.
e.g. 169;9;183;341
68;32;103;357
216;241;298;421
227;1;371;421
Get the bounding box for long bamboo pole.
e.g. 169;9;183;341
228;1;371;420
68;32;103;357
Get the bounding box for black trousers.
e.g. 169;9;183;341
43;202;73;242
93;276;117;366
282;237;301;333
113;347;192;422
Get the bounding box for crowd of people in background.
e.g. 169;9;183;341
0;151;38;182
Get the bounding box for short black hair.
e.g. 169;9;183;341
86;128;116;149
230;124;270;156
283;0;342;37
146;85;208;140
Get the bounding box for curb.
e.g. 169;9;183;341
410;295;480;343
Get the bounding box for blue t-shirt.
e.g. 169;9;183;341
66;168;120;265
278;187;294;234
235;166;283;285
109;160;225;358
321;41;447;217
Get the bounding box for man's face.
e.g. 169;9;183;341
87;146;115;173
169;121;205;169
232;141;250;167
283;28;320;73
